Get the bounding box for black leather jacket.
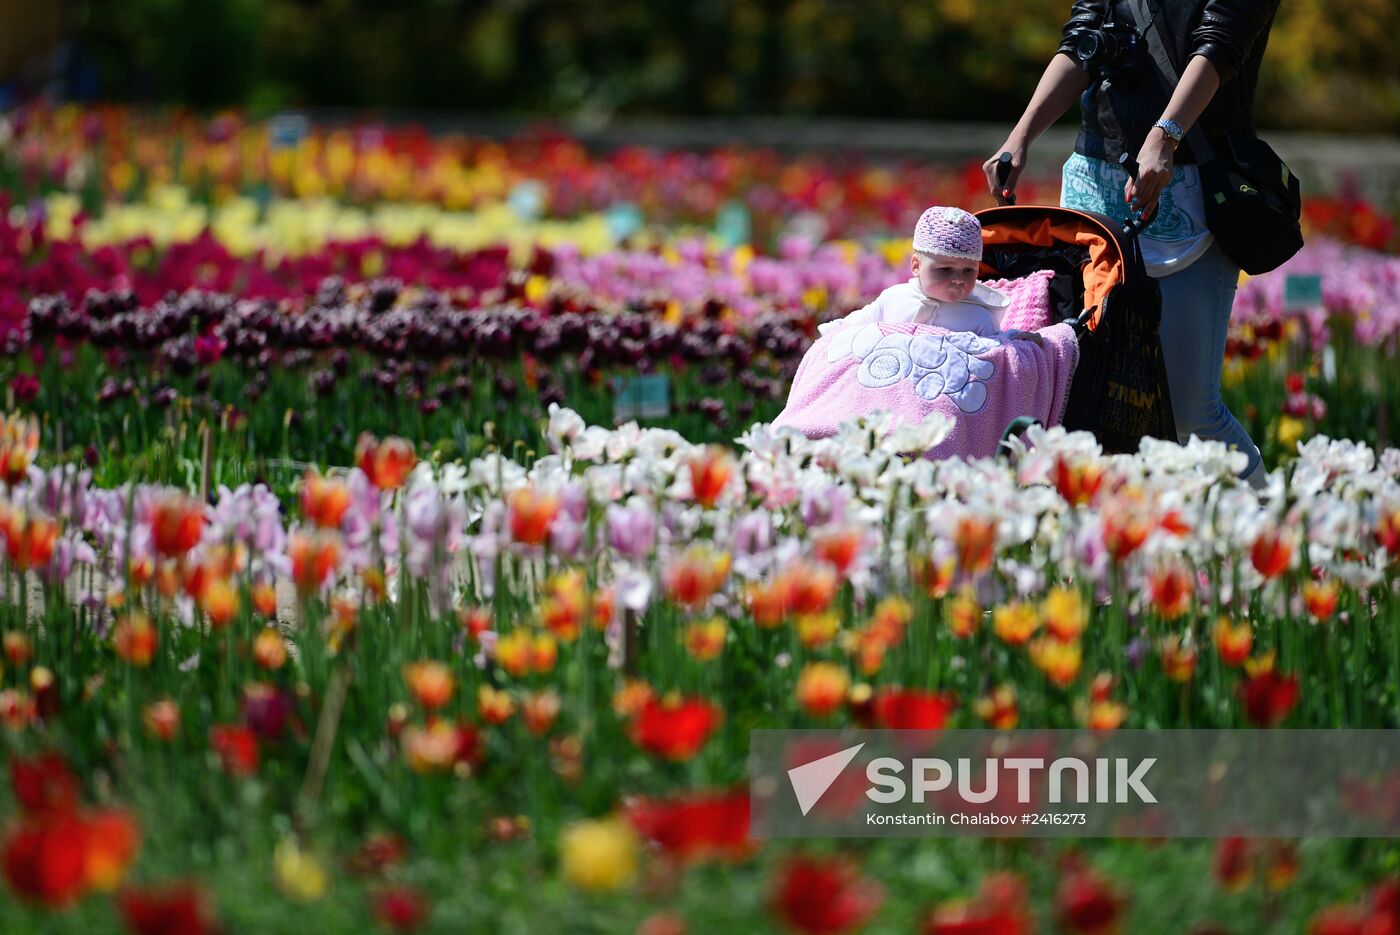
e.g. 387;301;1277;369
1058;0;1279;165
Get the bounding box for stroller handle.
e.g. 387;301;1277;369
1117;152;1152;238
995;152;1017;206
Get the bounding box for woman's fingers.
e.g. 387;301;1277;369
984;146;1024;204
1123;171;1166;221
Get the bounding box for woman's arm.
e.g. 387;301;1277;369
982;53;1091;200
1124;54;1222;219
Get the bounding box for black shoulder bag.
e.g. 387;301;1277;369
1125;0;1304;275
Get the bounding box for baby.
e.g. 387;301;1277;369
818;206;1041;343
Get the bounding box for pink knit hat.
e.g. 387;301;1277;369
912;206;983;262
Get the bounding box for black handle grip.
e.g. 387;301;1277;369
995;151;1017;206
1117;152;1149;237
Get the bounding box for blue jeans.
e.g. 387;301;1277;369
1155;241;1263;480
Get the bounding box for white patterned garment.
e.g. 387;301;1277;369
1060;152;1213;277
816;280;1010;338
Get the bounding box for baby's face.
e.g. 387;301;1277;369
912;252;979;303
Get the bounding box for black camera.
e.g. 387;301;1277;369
1072;19;1142;77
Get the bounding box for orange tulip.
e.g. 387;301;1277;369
494;630;557;677
142;699;181;742
403;661;456;711
1147;562;1193;621
198;577;239;629
289;530;341;596
0;412;39;487
664;545;730;609
974;685;1019;729
400;722;458;774
910;553;955;599
150;493;205;558
1053;455;1105;507
1212;617;1253;667
1101;489;1151;562
1250;526;1293;580
300;472;352;529
507;486;559;546
477;685;515;725
612;680;654;719
0;688;36;730
1303;579;1340;622
947;587;981;639
785;560;837;615
796;662;850;717
252;581;278;618
685;446;735;508
1085;699;1128;730
4;631;32;666
746;577;793;627
83;809;140;892
1160;635;1198;683
253;628;288;670
1029;637;1082;688
3;510;59;572
539;570;586;642
522;689;561;736
1378;505;1400;555
795;611;840;649
813;526;862;577
589;586;615;631
953;515;997;576
684;617;727;661
867;596;912;646
1042;587;1088;641
993;602;1040;646
112;613;157;667
356;433;417;491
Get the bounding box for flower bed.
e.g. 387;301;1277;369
2;408;1399;930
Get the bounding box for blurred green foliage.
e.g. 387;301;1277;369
65;0;1400;131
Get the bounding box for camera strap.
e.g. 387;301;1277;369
1121;0;1216;163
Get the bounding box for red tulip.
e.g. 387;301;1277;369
118;882;217;935
150;493;205;557
1238;669;1300;727
925;871;1032;935
1057;865;1124;934
2;813;89;907
629;695;721;761
770;854;883;935
209;724;260;776
10;751;79;816
872;687;956;730
623;789;752;864
372;884;430;932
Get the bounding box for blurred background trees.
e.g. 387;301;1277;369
10;0;1400;132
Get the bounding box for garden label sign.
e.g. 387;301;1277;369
1282;274;1323;311
268;113;309;150
612;374;670;422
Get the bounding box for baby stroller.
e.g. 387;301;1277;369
974;199;1176;455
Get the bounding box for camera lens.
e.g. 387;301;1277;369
1074;30;1104;64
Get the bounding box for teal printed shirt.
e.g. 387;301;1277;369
1060;153;1214;277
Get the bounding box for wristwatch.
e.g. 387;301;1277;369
1154;118;1185;146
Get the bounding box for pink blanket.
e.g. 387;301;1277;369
773;319;1080;460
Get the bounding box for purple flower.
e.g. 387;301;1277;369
606;501;655;562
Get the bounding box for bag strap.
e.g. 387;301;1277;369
1121;0;1215;163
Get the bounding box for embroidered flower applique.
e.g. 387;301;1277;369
825;324;999;413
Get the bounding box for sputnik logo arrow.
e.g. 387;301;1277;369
787;742;865;816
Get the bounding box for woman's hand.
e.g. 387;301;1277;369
1124;128;1177;222
983;139;1028;205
